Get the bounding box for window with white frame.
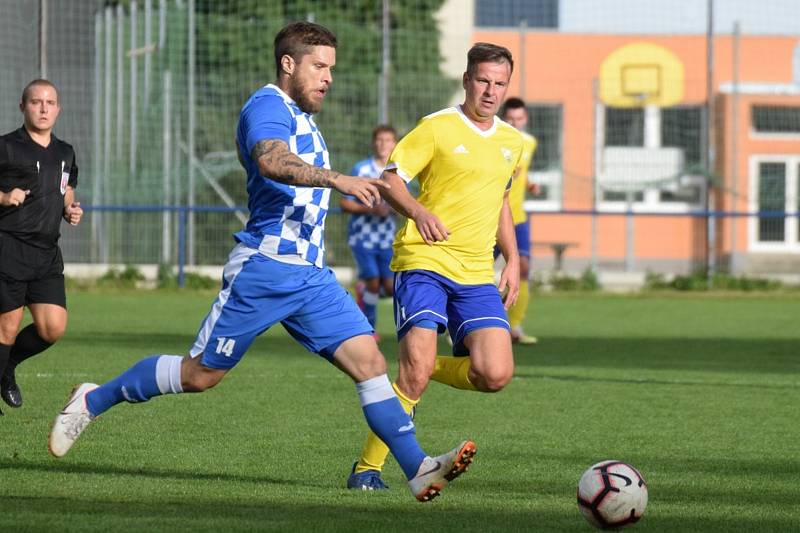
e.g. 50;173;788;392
605;107;643;148
475;0;558;28
752;106;800;134
526;103;563;211
600;105;705;210
749;157;800;250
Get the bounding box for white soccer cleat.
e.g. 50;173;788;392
48;383;99;458
408;440;477;502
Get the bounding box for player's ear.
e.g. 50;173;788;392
462;71;469;89
281;54;295;76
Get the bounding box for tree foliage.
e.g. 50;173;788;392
195;0;456;173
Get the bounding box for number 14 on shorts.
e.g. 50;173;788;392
215;337;236;357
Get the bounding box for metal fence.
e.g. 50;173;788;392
2;0;800;278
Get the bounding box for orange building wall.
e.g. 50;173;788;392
716;92;800;257
471;31;800;268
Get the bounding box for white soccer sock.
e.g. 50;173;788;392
355;373;394;407
155;355;184;394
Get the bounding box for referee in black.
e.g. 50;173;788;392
0;79;83;415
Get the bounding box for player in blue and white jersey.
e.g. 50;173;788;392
340;125;398;337
48;21;475;503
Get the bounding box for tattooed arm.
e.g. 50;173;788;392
252;139;338;187
251;139;389;206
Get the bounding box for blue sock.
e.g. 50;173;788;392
86;355;184;417
356;374;426;479
363;290;379;329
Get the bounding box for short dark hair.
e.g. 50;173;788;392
500;97;527;117
21;79;59;104
372;124;397;141
274;22;337;77
466;42;513;78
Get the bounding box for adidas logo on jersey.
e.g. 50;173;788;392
453;144;469;154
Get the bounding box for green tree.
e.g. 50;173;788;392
195;0;456;172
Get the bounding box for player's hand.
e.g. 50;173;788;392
63;201;83;225
335;174;390;208
0;188;30;207
413;208;449;245
498;256;520;309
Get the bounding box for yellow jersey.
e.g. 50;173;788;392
388;106;523;285
509;131;537;224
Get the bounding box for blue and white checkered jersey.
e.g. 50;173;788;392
235;84;331;268
345;157;396;250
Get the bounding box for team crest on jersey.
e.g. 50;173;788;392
60;161;69;195
60;171;69;195
501;147;513;163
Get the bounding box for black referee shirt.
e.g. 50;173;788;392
0;126;79;249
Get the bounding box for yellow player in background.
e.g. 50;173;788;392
500;97;539;345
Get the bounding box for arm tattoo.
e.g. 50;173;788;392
251;139;340;187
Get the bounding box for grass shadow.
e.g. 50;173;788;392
512;336;799;375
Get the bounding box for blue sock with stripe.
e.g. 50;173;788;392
356;374;426;479
86;355;184;417
362;290;379;328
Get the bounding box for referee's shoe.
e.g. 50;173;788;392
1;371;22;408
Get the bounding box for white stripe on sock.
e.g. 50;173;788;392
355;374;394;407
363;291;379;305
168;355;183;393
155;355;184;394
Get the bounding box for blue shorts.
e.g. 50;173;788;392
351;244;393;280
393;269;509;356
493;220;530;259
190;244;373;369
515;220;531;258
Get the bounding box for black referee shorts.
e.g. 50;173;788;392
0;233;66;313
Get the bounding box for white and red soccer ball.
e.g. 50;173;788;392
577;460;648;529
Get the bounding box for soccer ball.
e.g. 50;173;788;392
577;460;648;529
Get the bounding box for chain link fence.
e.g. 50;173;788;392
2;0;799;281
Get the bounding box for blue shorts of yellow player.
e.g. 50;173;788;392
515;220;531;258
189;243;373;369
494;220;530;259
351;244;393;280
392;269;510;357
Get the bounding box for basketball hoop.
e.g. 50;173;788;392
600;42;684;108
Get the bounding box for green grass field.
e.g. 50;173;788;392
2;290;799;531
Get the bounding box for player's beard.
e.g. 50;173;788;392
289;77;322;114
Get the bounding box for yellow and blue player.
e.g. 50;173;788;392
347;42;522;489
49;21;475;503
340;125;398;339
500;97;539;344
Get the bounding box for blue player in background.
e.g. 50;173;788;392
340;125;398;340
48;21;475;503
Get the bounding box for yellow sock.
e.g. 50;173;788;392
430;355;478;391
508;280;530;329
354;382;418;474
